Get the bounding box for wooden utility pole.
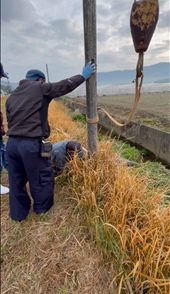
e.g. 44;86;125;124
83;0;98;154
46;64;50;82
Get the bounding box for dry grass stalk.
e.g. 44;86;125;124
1;99;170;293
48;102;170;292
68;140;170;293
1;100;116;294
48;101;87;146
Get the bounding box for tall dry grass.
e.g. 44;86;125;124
2;100;116;294
49;100;170;293
48;100;87;146
1;99;170;293
68;140;170;293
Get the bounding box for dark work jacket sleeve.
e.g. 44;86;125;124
40;75;85;100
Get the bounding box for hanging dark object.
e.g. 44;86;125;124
130;0;159;77
88;0;160;129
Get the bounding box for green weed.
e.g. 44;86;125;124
54;194;58;204
72;114;85;122
37;212;48;222
140;148;149;156
112;141;141;162
62;227;69;237
67;109;74;115
1;244;6;253
20;256;26;263
98;133;104;142
137;161;170;195
56;286;67;294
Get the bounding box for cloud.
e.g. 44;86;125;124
158;12;170;28
97;4;112;19
1;0;37;23
1;0;169;83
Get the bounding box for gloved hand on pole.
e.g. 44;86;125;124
82;61;96;80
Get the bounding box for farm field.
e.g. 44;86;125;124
1;97;170;294
71;93;170;132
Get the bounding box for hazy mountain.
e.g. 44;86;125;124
0;80;19;90
0;63;169;89
97;62;169;86
154;78;169;83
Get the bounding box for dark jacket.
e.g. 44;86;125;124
0;112;5;139
6;75;85;138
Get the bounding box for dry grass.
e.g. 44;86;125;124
68;142;170;293
1;98;170;294
48;101;87;146
1;186;116;294
1;99;115;294
49;100;170;293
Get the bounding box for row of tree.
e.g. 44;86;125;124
1;84;13;94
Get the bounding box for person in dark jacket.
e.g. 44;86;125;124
5;61;95;221
0;62;9;195
50;140;87;176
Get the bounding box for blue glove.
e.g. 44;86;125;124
82;61;96;80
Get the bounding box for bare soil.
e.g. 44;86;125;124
71;93;170;132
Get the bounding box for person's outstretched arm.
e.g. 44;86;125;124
40;61;96;100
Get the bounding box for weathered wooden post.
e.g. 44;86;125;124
46;64;50;82
83;0;98;154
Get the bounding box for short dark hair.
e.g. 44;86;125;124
36;77;45;82
66;140;81;152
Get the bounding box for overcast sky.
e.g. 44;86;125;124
1;0;169;83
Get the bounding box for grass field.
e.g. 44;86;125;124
71;93;170;132
1;97;170;294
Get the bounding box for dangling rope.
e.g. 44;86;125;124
86;72;144;127
86;0;159;127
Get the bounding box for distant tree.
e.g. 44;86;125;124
1;85;6;92
0;84;13;94
6;84;13;94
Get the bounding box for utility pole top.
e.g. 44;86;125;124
46;64;50;83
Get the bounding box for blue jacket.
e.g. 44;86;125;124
50;140;70;170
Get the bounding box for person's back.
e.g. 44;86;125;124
51;140;70;171
50;140;86;177
6;74;86;139
6;80;47;138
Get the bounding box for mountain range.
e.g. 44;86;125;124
0;62;169;90
97;62;169;86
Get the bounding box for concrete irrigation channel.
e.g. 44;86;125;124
64;100;170;168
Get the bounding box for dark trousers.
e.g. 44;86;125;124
6;137;54;221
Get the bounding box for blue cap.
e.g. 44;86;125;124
0;63;8;79
25;69;46;81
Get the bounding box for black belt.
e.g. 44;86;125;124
23;137;42;141
10;136;42;142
